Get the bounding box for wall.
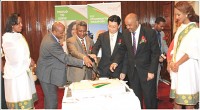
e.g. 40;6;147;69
1;1;173;62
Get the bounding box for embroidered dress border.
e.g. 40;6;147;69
6;93;38;109
173;23;197;61
170;89;199;105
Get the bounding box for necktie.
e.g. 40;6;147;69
81;39;87;53
132;32;136;55
110;34;114;54
157;32;161;50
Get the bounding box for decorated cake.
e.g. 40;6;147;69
69;79;126;98
63;79;141;109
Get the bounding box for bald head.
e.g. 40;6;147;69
52;22;65;32
125;13;138;22
124;13;139;32
52;22;65;40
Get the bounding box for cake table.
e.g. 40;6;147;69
62;79;141;110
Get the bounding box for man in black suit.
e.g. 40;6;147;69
110;13;160;108
91;15;127;79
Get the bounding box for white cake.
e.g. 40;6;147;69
69;79;126;98
63;79;141;109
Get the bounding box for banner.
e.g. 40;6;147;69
55;5;87;38
87;2;121;56
55;2;121;56
87;2;121;41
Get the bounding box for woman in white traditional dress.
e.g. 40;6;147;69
169;1;199;109
2;13;38;109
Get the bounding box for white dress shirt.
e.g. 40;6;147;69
110;32;118;54
131;24;141;50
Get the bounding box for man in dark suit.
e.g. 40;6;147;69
91;15;127;79
110;13;160;108
153;17;169;100
36;22;93;109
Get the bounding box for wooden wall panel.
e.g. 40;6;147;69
161;2;174;46
1;1;174;62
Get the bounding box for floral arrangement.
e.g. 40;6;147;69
139;36;147;44
118;39;122;45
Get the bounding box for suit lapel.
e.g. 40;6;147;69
127;32;133;54
85;36;91;53
75;36;86;54
76;36;82;47
105;33;112;56
136;27;145;54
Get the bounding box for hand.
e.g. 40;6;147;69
159;56;164;62
120;73;126;80
167;63;171;73
92;73;97;80
171;62;179;72
147;72;154;81
110;63;118;72
88;54;97;63
30;58;36;67
83;56;93;67
170;62;175;72
169;61;174;69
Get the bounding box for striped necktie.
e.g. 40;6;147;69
81;39;87;53
132;32;136;55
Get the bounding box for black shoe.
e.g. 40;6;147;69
195;102;199;109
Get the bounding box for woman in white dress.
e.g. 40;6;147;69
2;13;38;109
169;2;199;109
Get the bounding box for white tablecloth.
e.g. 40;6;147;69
62;82;141;110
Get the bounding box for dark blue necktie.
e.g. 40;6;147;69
132;32;136;55
157;32;161;50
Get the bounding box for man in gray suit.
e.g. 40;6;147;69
67;21;95;82
36;22;93;109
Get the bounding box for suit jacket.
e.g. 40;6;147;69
36;33;83;86
152;29;168;54
114;26;160;81
66;36;94;82
92;31;127;78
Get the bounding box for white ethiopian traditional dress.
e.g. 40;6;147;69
170;22;199;105
2;32;38;109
